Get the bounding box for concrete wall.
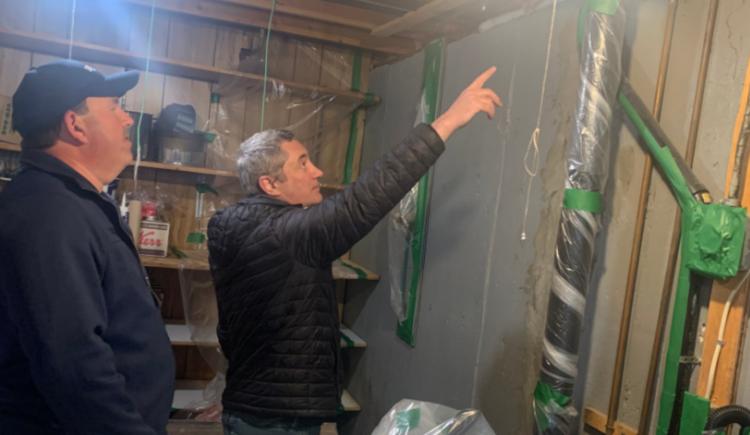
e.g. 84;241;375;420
343;0;750;433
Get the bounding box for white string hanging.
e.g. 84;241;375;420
520;0;559;241
67;0;77;59
132;0;158;193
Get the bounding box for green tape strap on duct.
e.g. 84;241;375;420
396;39;444;346
563;188;603;213
533;381;572;432
679;393;710;435
343;50;363;185
587;0;619;15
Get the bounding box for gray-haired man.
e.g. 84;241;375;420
208;67;502;435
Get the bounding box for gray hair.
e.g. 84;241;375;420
237;129;294;194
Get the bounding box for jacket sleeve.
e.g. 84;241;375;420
274;123;445;267
2;198;159;435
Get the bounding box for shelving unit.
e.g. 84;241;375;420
141;254;379;281
0;27;377;106
166;323;367;349
0;141;347;191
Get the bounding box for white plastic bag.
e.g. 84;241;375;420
371;399;496;435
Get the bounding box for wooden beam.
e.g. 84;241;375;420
213;0;395;30
124;0;419;55
584;407;638;435
695;56;750;407
371;0;475;37
695;276;749;405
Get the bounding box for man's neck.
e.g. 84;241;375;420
45;143;104;192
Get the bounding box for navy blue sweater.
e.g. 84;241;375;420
0;150;175;434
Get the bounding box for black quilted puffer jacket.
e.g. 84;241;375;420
207;123;445;420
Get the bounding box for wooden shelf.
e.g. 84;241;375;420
141;254;210;271
340;326;367;348
143;254;379;281
0;27;376;105
167;323;366;349
173;388;360;412
332;258;379;280
0;141;20;152
126;161;237;178
341;390;361;412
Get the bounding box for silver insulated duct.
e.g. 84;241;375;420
533;2;626;433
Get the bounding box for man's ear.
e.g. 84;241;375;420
258;175;279;197
59;110;87;145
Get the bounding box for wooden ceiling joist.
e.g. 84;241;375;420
125;0;419;55
214;0;395;31
371;0;476;37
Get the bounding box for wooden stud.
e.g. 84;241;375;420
693;57;750;408
583;407;638;435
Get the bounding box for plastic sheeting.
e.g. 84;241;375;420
533;2;626;434
372;399;495;435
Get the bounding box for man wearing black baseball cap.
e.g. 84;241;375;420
0;60;174;434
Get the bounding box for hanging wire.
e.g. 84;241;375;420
520;0;559;241
132;0;159;193
67;0;77;59
259;0;278;130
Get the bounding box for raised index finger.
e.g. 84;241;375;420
469;66;497;89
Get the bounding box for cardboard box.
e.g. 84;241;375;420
139;220;170;257
0;95;21;145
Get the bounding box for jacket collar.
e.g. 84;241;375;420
20;148;101;195
244;193;301;208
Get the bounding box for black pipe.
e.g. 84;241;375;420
705;405;750;431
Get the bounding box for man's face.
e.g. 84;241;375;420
273;139;324;207
78;96;133;182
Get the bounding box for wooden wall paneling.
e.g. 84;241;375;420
209;26;251;171
317;45;354;184
73;0;131;50
124;6;168;115
34;0;73;39
287;39;324;153
261;33;296;130
0;49;32;97
164;15;216;124
172;346;189;379
184;347;216;380
0;0;35;31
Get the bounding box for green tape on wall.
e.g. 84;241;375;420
396;39;444;346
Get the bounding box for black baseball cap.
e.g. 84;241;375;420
12;60;139;135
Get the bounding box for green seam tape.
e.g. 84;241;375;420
340;260;367;280
340;330;355;347
679;392;710;435
343;49;363;185
563;189;603;213
587;0;619;15
397;38;444;346
533;382;571;432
